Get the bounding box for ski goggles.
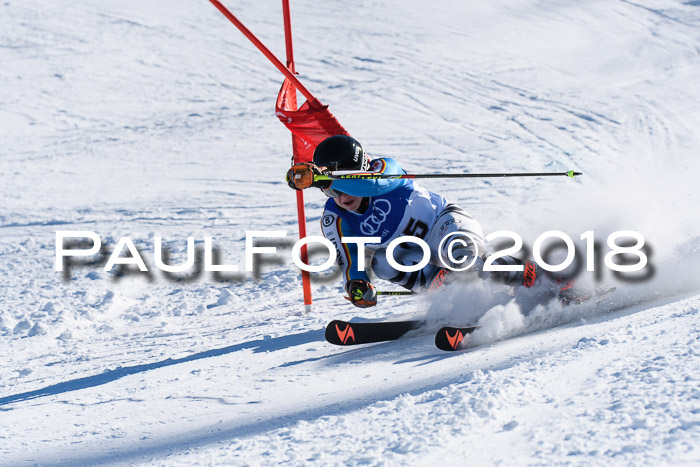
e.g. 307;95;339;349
321;186;343;198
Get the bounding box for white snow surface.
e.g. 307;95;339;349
2;0;700;465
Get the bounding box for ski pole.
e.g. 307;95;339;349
316;170;581;181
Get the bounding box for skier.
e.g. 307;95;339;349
286;135;545;308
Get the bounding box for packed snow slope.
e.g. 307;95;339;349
1;0;700;465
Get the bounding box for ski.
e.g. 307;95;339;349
434;326;479;351
325;319;425;346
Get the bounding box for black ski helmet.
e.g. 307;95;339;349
313;135;369;171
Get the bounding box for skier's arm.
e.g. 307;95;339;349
320;212;370;284
320;210;377;307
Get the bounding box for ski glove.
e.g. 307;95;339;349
345;279;377;308
286;163;332;191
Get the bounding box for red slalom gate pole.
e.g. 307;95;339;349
281;0;313;311
282;0;295;72
209;0;323;109
295;189;313;311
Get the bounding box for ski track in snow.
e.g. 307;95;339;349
1;0;700;464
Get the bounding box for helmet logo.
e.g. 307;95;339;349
360;199;391;235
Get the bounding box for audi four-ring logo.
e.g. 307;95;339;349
360;199;392;235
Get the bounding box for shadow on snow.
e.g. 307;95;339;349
0;328;323;408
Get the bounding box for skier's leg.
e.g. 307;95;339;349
481;255;541;287
371;247;440;292
425;205;485;271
